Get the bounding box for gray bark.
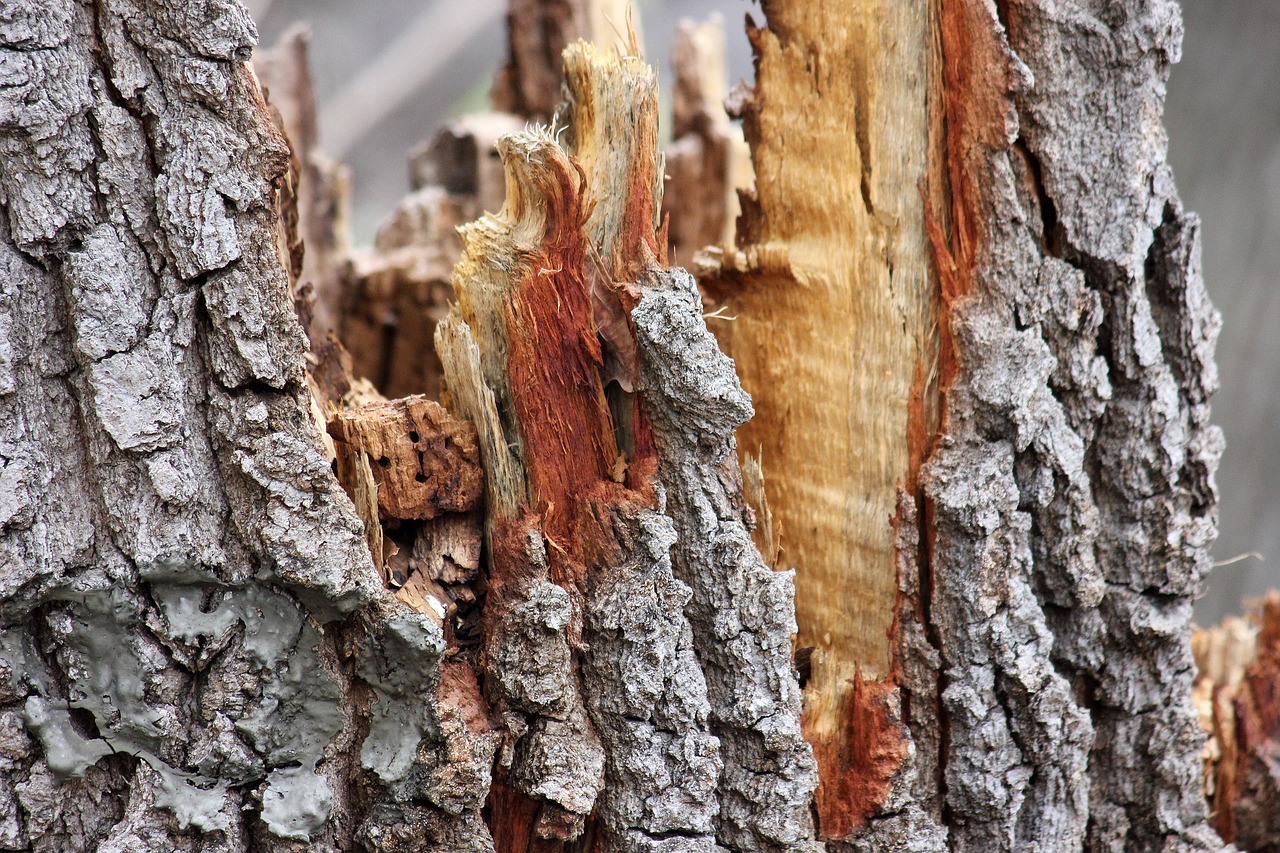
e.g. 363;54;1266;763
0;1;1225;852
911;1;1223;851
0;1;470;850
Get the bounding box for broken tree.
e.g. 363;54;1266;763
0;0;1227;851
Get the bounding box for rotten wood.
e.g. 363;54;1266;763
489;0;632;121
327;395;483;522
342;113;525;401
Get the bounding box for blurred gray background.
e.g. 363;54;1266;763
244;0;1279;624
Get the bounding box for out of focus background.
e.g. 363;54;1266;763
243;0;1278;624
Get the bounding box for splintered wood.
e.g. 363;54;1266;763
253;25;353;345
698;1;940;836
435;40;817;851
1194;594;1280;848
663;17;752;266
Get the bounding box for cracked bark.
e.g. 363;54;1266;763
0;0;1227;851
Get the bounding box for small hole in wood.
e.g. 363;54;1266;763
414;472;427;483
378;456;390;467
408;431;420;443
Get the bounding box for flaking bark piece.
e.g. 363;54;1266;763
327;395;483;521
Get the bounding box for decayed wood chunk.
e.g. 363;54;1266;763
327;395;483;521
490;0;632;121
411;512;484;584
338;114;526;401
340;185;469;401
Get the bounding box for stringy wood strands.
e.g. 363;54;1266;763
449;132;622;586
562;41;663;281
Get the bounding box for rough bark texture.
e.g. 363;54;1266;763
922;0;1223;850
0;1;398;850
0;2;499;851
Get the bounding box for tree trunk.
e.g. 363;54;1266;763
0;1;1225;852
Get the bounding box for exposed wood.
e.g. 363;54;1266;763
327;396;483;521
697;1;941;838
438;58;688;849
1194;594;1280;849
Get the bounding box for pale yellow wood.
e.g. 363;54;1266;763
702;2;940;742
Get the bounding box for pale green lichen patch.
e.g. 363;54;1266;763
20;581;344;841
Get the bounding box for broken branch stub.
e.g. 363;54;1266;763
436;40;818;852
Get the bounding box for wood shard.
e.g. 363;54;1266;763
327;395;483;521
1195;592;1280;848
413;513;483;584
663;17;752;266
334;438;384;574
394;570;449;624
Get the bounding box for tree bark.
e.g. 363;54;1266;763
0;0;1226;852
